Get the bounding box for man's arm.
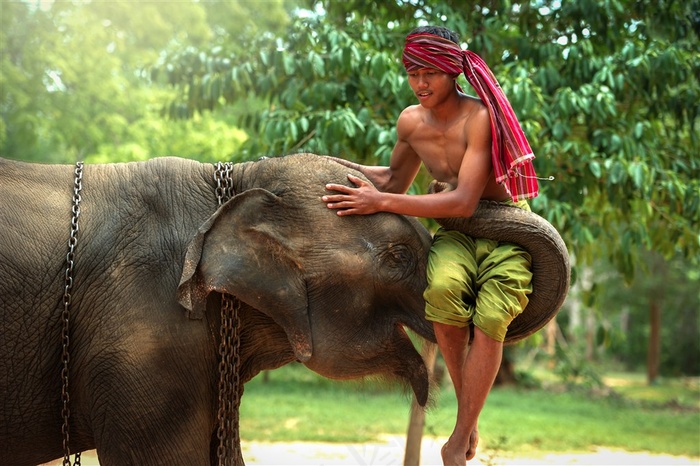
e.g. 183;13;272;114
451;104;494;216
324;106;494;219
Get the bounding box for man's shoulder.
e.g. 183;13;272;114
396;105;424;138
459;94;488;115
398;104;424;121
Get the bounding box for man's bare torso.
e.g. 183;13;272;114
403;95;510;202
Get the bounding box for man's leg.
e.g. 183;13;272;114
443;237;531;462
436;323;503;466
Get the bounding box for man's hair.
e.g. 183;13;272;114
407;26;459;44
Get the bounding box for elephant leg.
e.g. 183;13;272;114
84;319;217;465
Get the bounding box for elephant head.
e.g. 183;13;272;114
177;153;435;405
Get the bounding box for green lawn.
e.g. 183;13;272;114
239;364;700;458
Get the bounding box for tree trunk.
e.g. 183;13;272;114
585;311;596;361
404;341;438;466
646;253;665;385
647;298;661;385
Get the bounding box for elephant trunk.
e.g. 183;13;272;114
429;181;571;344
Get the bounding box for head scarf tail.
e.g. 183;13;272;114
462;51;538;201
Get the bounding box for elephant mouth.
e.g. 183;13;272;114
304;317;432;407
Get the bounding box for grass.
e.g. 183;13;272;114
240;366;415;443
239;364;700;458
603;371;700;407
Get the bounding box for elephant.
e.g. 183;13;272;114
0;153;437;465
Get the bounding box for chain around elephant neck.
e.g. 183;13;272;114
214;162;243;466
215;161;235;204
62;162;83;466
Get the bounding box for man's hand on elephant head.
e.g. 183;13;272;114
323;174;382;216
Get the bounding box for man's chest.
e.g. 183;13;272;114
408;125;467;182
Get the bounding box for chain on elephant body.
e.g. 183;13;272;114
58;161;243;465
62;161;83;466
214;162;244;466
216;294;243;465
215;161;235;204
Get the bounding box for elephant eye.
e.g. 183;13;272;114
380;243;414;281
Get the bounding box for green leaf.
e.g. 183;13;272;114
629;162;645;190
288;120;298;143
609;161;626;184
310;52;325;77
282;54;295;76
299;117;309;133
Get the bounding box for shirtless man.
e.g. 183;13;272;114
322;26;539;465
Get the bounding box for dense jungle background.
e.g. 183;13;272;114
2;2;698;455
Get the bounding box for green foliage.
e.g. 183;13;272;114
552;339;607;389
3;1;181;160
1;2;63;161
0;1;290;163
553;248;700;379
155;17;413;161
85;111;247;164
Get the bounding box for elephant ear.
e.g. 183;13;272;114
177;188;313;362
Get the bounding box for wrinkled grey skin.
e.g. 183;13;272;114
0;153;435;466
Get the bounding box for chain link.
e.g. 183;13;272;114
215;162;235;205
62;162;83;466
214;162;243;466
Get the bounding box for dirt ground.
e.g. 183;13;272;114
50;436;699;465
242;436;698;466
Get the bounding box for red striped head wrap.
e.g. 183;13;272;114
403;32;539;201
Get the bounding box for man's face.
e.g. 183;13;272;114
406;68;456;107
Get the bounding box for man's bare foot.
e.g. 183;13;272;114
441;440;466;466
441;429;479;466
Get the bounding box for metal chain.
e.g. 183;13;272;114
215;162;235;204
62;162;83;466
214;162;243;466
216;296;243;465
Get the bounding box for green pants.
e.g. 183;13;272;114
424;201;533;342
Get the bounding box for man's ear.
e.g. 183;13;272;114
176;188;313;362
